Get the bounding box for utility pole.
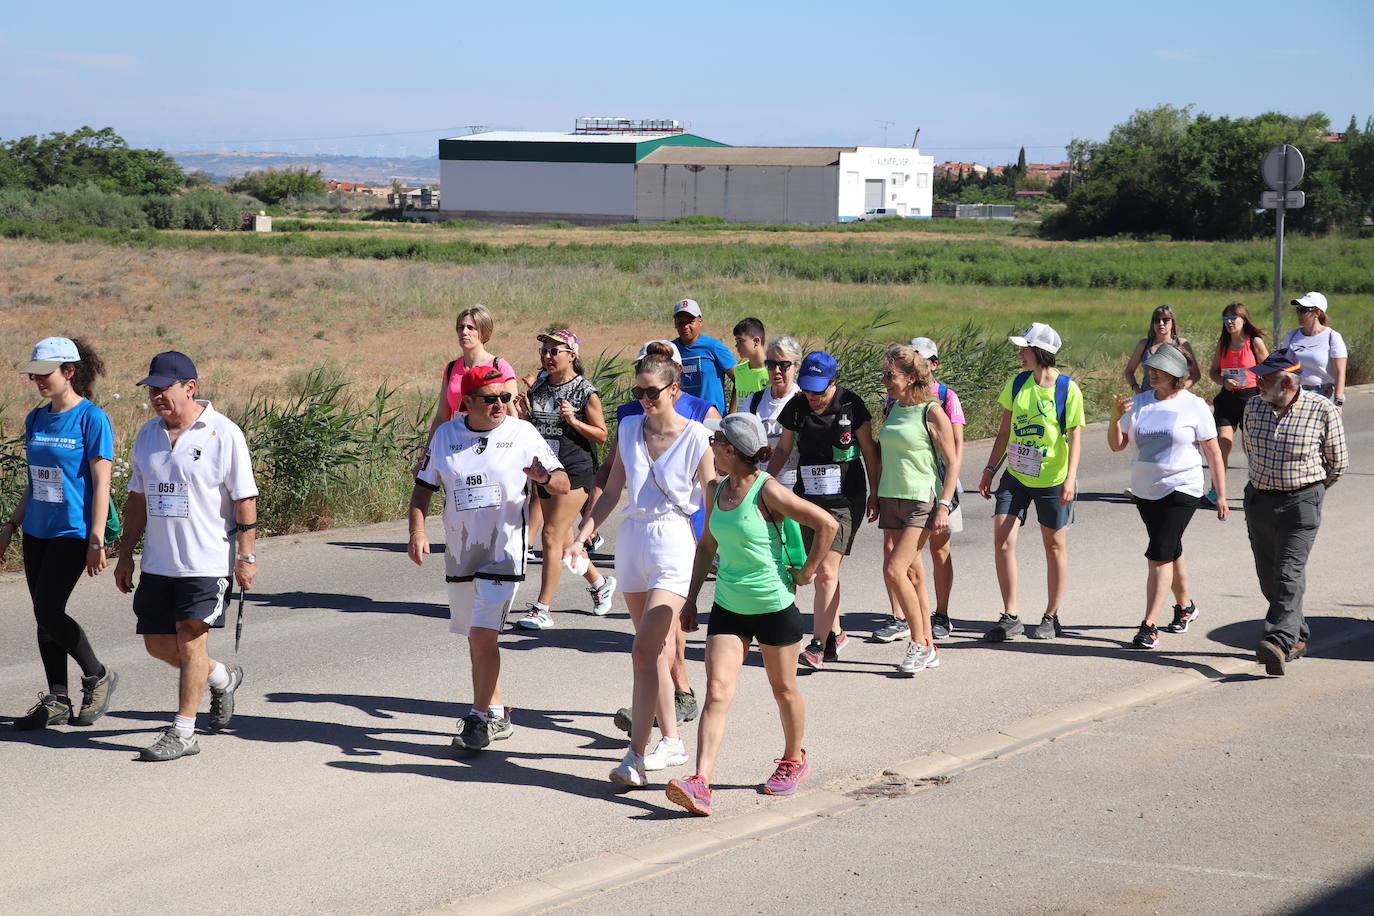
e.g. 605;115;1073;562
875;120;894;145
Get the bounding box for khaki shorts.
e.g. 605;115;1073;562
877;497;964;533
801;498;864;556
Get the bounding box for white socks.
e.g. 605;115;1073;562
207;661;230;689
173;714;196;737
470;705;506;721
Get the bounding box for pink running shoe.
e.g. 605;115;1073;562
665;774;713;816
764;751;811;796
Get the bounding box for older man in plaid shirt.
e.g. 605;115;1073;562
1242;346;1349;676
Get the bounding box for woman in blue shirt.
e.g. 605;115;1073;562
1;337;119;731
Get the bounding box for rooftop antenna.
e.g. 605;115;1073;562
464;124;489;135
875;120;895;145
910;127;921;148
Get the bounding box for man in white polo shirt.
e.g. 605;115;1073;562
115;351;259;762
409;364;568;753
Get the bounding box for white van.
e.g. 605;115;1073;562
858;208;905;220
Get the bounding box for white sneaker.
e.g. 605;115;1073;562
925;646;940;669
609;751;647;787
516;606;554;630
588;576;617;617
897;643;932;676
643;736;689;771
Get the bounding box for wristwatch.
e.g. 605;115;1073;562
1333;396;1345;406
938;499;955;510
236;553;257;564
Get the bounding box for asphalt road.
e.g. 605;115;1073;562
2;389;1370;915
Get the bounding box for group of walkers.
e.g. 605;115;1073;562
5;291;1350;818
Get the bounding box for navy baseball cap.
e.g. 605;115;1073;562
1251;346;1303;378
797;351;839;393
137;351;198;387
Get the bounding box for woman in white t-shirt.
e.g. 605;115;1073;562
1109;343;1227;650
743;335;802;488
1283;291;1347;407
570;355;715;789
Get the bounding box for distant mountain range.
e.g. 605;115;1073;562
172;151;439;185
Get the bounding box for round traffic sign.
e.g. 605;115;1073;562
1262;144;1305;191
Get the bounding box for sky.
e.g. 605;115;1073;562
1;0;1371;166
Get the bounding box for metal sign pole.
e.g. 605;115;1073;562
1273;191;1286;340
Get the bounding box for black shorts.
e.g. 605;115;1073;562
1213;387;1258;429
707;603;804;647
536;466;594;498
133;573;232;635
1134;490;1206;562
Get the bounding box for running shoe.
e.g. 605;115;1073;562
488;710;514;742
14;693;71;731
925;645;941;669
1029;613;1064;640
983;613;1024;642
675;689;698;723
588;576;617;617
1131;623;1159;650
516;605;554;630
1163;603;1199;634
1203;487;1218;507
586;533;605;553
798;638;826;670
872;616;910;643
452;713;492;752
931;612;952;640
897;643;932;675
643;736;689;771
207;664;244;730
823;630;849;662
140;726;200;762
609;751;647;787
764;751;811;796
665;774;712;815
525;545;538;562
71;667;119;727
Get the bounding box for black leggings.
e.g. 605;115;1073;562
22;534;102;695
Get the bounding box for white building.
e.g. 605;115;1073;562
439;124;935;225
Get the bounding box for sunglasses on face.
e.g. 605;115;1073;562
1295;306;1319;315
1154;317;1173;324
709;433;728;446
539;346;572;356
475;392;513;404
632;385;672;401
764;359;795;371
880;369;903;381
1223;315;1242;322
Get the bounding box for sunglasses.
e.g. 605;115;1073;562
1222;315;1242;322
1154;317;1174;324
631;384;672;401
1295;306;1320;315
709;433;728;446
475;392;513;404
880;369;902;381
539;346;572;356
764;359;795;371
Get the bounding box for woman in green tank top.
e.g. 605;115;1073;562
876;344;962;677
664;414;837;817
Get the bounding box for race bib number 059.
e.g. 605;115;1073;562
149;481;191;518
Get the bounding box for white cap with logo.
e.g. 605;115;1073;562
1008;322;1062;354
1290;291;1328;313
673;298;702;318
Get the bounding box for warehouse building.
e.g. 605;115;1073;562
439;120;935;225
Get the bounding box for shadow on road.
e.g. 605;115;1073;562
1204;615;1374;653
1287;861;1374;913
246;590;446;619
0;715;162;755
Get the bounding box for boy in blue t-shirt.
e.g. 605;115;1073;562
672;298;736;416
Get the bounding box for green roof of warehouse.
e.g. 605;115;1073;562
439;131;728;164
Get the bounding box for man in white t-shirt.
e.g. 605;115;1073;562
409;364;568;752
115;351;258;762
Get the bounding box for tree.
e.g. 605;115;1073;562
228;167;328;205
0;126;183;195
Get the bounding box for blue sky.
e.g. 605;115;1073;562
1;0;1370;165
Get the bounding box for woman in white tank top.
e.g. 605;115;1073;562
572;356;714;788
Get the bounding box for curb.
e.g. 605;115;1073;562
428;617;1374;916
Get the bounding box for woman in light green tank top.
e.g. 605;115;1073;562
876;345;961;677
664;414;838;817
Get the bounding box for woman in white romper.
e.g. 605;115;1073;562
572;356;715;787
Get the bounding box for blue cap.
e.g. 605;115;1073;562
797;351;838;392
1251;346;1303;378
137;351;198;387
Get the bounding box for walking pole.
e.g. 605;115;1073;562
235;585;247;653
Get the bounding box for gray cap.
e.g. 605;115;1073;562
1142;342;1189;379
720;412;768;461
